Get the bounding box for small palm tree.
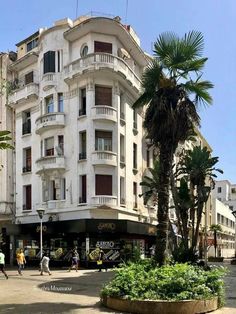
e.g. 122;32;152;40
210;224;223;258
133;31;213;265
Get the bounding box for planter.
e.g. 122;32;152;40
101;296;218;314
208;257;224;262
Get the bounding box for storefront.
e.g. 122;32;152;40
15;219;157;267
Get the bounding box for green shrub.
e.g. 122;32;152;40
101;261;227;306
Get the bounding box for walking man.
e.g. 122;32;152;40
0;249;8;279
40;253;51;275
68;247;80;272
16;249;26;275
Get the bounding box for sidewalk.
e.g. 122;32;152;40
0;263;235;314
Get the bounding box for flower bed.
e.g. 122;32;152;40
101;261;226;314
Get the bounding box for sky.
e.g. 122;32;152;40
0;0;235;182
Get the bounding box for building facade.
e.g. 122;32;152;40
7;16;157;265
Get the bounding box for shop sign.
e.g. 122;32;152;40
36;225;47;233
97;223;116;231
96;241;114;249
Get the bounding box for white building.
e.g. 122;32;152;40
8;16;157;265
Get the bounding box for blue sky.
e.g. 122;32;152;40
1;0;235;182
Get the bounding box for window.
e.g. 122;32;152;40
81;44;88;57
23;185;31;210
58;93;63;112
45;95;54;113
232;188;236;194
120;177;125;205
95;86;112;106
22;111;31;135
79;175;87;203
94;41;112;53
133;182;137;208
79;88;86;116
23;147;32;173
57;135;64;155
120;134;125;163
95;175;112;195
25;71;34;85
26;38;38;52
217;213;220;224
79;132;86;160
45;137;54;156
95;131;112;151
57;51;61;72
133;109;137;129
133;143;137;169
217;187;222;193
43;178;65;201
43;51;55;74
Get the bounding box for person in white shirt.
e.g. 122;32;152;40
40;253;51;276
0;249;8;279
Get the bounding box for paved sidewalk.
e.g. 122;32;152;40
0;263;235;314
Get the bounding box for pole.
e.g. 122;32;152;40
204;202;208;266
40;218;43;260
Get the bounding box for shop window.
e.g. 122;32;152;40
43;51;55;74
95;85;112;106
58;93;64;112
45;137;54;156
95;175;112;195
79;88;86;116
45;95;54;113
79;132;86;160
95;130;112;151
25;71;34;85
94;41;112;54
23;147;32;173
23;185;31;210
22;111;31;135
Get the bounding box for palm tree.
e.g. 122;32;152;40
209;224;222;258
133;31;213;265
0;130;13;150
177;146;223;252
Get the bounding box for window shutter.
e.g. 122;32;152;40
25;71;34;85
95;86;112;106
94;41;112;53
43;51;55;74
95;175;112;195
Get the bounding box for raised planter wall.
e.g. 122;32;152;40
102;296;218;314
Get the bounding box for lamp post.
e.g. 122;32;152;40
36;208;45;260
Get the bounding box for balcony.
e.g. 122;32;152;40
36;156;65;174
35;113;65;134
91;106;117;123
8;83;39;105
64;53;141;92
92;195;117;207
41;73;57;91
92;151;117;167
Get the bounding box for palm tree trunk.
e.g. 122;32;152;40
156;144;173;266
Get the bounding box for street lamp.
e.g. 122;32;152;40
36;208;45;261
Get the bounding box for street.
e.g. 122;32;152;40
0;263;235;314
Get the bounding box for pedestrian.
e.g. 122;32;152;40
16;249;26;275
97;247;107;272
24;247;29;265
68;247;80;272
40;253;51;275
0;249;8;279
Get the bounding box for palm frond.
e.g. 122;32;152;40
183;80;214;106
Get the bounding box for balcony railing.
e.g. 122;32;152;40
79;152;87;160
8;83;39;105
41;73;57;91
92;151;117;166
92;195;117;207
35;113;65;134
91;106;117;122
36;156;65;174
64;53;141;91
22;166;32;173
